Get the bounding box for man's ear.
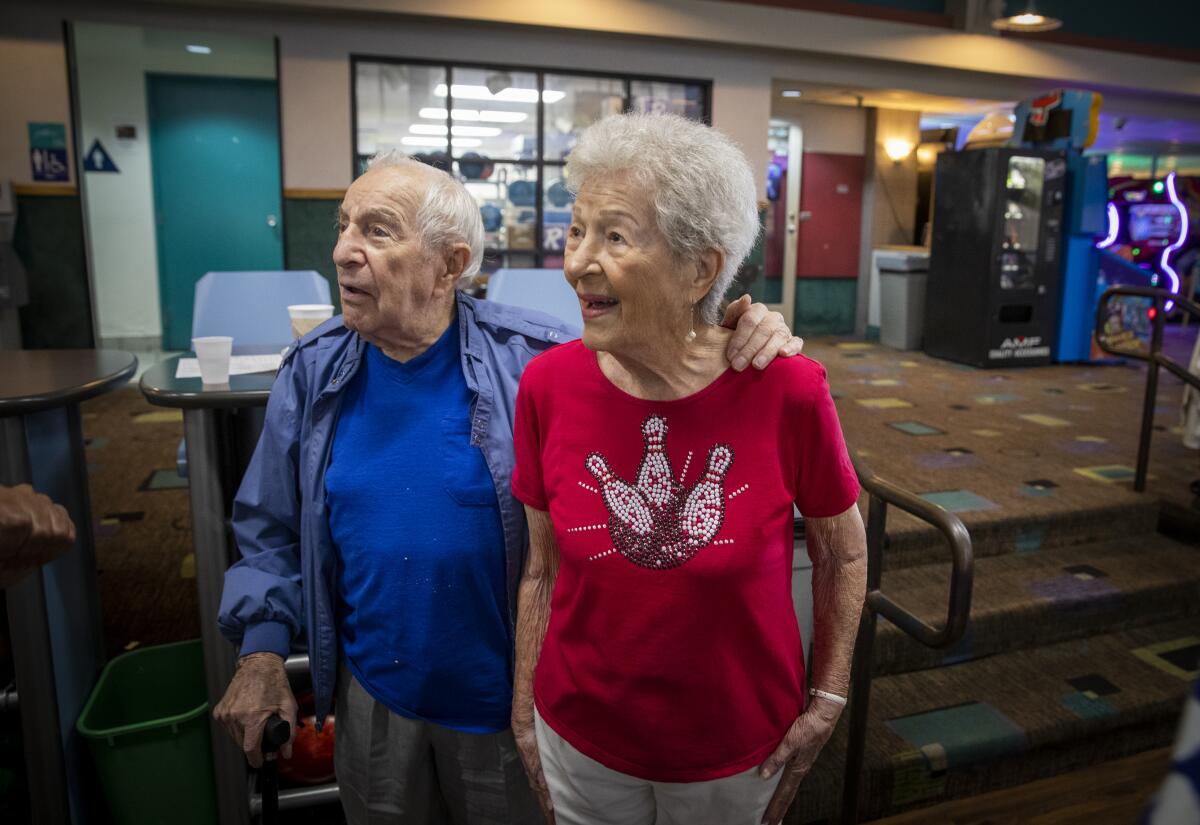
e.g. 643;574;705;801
436;243;472;294
691;248;724;304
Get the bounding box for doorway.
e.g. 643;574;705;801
147;75;283;350
71;22;281;352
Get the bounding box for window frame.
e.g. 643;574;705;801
349;54;712;270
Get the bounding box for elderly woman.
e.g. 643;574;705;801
510;113;867;825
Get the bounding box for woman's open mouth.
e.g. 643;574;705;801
580;295;618;318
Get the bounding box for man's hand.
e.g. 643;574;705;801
512;715;555;824
721;294;804;371
213;652;298;768
0;484;77;589
758;697;841;825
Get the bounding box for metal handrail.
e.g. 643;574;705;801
1094;286;1200;492
839;453;974;825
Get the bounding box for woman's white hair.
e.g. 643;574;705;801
565;113;760;323
367;150;484;286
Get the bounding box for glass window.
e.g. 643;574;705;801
353;59;709;268
630;80;705;120
355;62;447;173
447;67;539;160
543;74;625;160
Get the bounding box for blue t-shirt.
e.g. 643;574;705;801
325;322;512;733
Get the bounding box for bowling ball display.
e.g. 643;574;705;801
277;692;335;786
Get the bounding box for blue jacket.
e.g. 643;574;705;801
217;292;577;725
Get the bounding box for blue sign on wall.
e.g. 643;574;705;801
83;140;119;174
28;122;69;182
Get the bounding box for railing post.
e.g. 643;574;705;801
840;495;886;825
1134;291;1165;492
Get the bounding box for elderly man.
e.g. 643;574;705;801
214;152;802;824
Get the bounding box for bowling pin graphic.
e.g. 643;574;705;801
636;416;675;508
681;444;733;546
587;453;654;536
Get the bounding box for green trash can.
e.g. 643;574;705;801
77;639;218;825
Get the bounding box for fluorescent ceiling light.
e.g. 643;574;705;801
409;124;502;137
185;44;212;54
434;84;565;104
400;136;482;148
418;107;528;124
781;90;802;98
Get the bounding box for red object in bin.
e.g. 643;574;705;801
278;692;335;785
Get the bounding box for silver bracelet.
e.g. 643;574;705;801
809;688;848;707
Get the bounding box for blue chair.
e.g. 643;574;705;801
191;270;332;347
486;268;583;329
177;270;332;477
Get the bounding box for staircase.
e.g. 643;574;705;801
789;497;1200;823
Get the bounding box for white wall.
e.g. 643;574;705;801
74;22;161;341
772;101;867;155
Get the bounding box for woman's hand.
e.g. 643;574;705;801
512;714;555;824
721;294;805;371
758;697;842;825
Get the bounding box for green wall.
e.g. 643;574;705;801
14;194;94;349
283;197;341;312
795;278;857;336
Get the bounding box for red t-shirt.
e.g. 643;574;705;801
512;340;859;782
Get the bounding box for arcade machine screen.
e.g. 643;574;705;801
1127;203;1178;244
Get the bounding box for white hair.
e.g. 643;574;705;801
367;150;484;286
565;113;760;323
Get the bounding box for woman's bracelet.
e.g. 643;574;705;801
809;687;848;707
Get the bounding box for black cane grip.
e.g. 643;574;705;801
262;716;291;755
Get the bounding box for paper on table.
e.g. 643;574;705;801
175;354;283;379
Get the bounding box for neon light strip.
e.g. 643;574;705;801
1160;171;1187;311
1096;202;1119;249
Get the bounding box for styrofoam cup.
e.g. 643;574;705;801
192;336;233;385
288;304;334;339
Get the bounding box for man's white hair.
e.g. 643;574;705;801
366;150;484;287
565;113;760;323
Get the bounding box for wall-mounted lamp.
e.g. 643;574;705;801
883;138;914;163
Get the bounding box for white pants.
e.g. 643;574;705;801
534;709;783;825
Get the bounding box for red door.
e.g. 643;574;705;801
796;152;864;279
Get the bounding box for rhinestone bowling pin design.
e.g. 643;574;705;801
579;415;740;570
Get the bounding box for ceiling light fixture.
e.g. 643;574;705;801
418;107;528;124
185;44;212;54
781;90;803;98
991;2;1062;32
433;84;565;104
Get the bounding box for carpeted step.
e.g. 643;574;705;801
787;616;1199;824
873;533;1200;676
869;495;1160;571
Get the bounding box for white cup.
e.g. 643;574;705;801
288;304;334;339
192;336;233;385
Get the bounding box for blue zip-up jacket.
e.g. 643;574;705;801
217;292;577;725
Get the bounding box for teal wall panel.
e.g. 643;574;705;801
283;198;341;312
13;195;94;349
795;278;857;336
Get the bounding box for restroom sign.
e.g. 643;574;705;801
28;122;69;182
83;139;119;173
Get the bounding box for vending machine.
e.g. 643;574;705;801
924;146;1066;367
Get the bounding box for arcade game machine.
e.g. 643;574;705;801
923;144;1066;367
1100;172;1193;307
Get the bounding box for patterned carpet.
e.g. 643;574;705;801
66;325;1200;823
787;327;1200;823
